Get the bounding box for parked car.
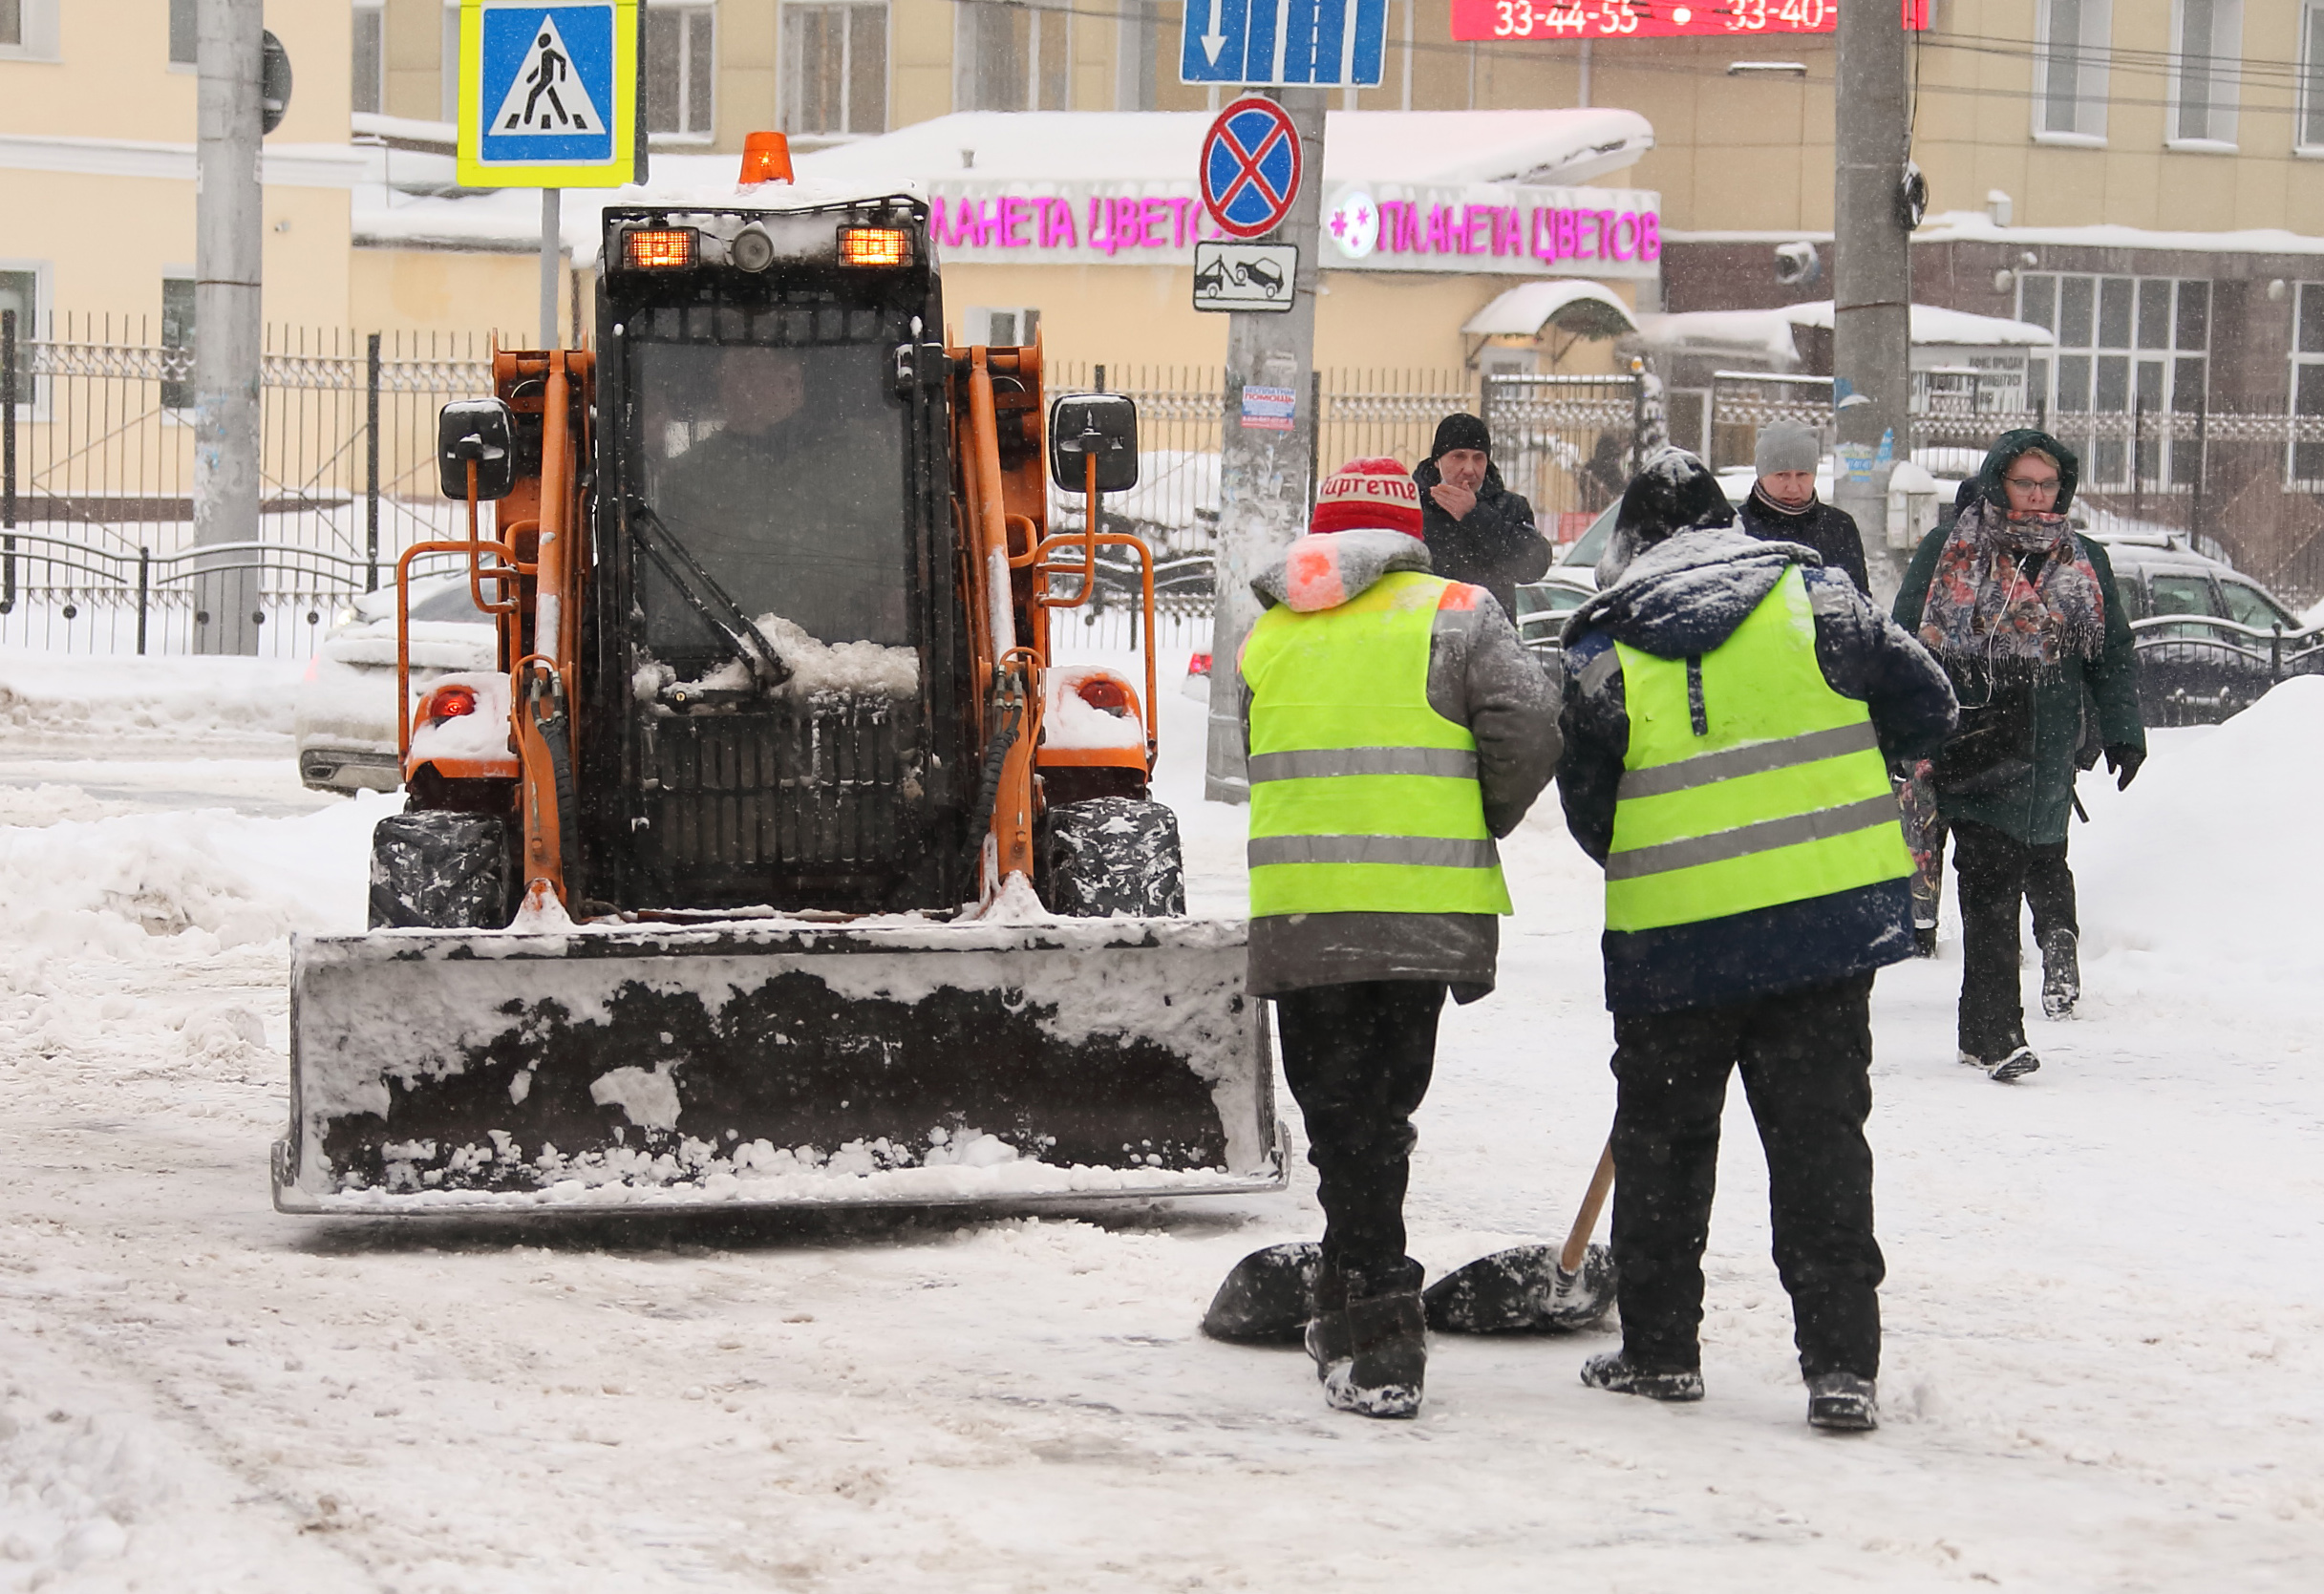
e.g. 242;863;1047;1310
2094;533;2324;726
294;575;497;793
1510;568;1597;656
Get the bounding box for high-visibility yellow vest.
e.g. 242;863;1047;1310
1608;565;1911;933
1244;570;1512;918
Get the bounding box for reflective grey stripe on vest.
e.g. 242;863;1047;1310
1615;721;1882;801
1247;834;1501;869
1604;794;1903;882
1247;747;1481;783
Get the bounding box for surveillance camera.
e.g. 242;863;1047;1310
1774;241;1823;287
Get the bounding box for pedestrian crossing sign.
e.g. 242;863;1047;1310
457;0;638;188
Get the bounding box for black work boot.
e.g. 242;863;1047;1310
2039;928;2080;1019
1308;1261;1426;1419
1806;1371;1879;1432
1580;1349;1704;1403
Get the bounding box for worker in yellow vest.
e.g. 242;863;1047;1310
1559;449;1956;1433
1231;457;1559;1419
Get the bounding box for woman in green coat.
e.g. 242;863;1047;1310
1892;430;2145;1082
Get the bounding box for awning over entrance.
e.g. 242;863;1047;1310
1463;281;1640;340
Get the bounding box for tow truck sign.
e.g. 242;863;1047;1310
457;0;639;188
1192;241;1299;312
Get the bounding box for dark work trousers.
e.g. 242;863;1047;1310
1953;818;2076;1060
1609;972;1884;1380
1271;980;1447;1297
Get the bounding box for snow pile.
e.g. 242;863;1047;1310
2077;677;2324;1002
636;618;920;700
0;1381;160;1583
0;797;384;958
0;649;304;746
1044;666;1147;751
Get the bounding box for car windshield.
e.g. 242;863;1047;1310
629;338;910;650
2218;580;2291;630
1560;503;1618;567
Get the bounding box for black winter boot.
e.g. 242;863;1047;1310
1307;1262;1426;1419
2039;928;2080;1019
1806;1371;1879;1432
1579;1350;1704;1403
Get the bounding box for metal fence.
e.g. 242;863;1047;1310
1482;371;1651;545
0;313;492;657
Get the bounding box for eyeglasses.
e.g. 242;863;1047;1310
2003;476;2060;495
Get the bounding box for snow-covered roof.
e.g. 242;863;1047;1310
1633;308;1802;364
355;111;1655;262
354;152;920;263
797;110;1653;190
1913;209;2324;257
1463;281;1639;339
1780;300;2056;348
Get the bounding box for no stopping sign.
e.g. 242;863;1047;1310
1200;97;1303;240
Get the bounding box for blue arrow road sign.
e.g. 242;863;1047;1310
1181;0;1388;87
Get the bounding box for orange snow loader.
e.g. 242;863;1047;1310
273;159;1282;1213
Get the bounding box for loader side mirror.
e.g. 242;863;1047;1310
1048;393;1139;495
437;398;518;501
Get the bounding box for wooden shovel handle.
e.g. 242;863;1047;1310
1558;1140;1616;1275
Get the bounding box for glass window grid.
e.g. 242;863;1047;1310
352;2;385;118
2019;272;2208;489
783;2;887;138
2172;0;2242;146
961;0;1073;114
2292;284;2324;486
2037;0;2112;140
648;3;718;140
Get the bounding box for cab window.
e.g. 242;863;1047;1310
2147;575;2221;619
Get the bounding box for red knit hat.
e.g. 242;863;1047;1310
1311;457;1424;539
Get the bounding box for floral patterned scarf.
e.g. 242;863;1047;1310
1917;501;2106;669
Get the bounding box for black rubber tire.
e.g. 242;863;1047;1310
369;811;515;929
1039;797;1187;918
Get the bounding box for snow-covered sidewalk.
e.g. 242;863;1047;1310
2;652;2320;1591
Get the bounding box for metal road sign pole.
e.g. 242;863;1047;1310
1833;3;1914;606
194;0;265;656
1205;87;1328;804
541;187;563;351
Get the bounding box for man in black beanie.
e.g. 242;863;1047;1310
1412;413;1550;620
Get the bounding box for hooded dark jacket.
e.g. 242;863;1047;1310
1560;527;1958;1015
1891;430;2143;846
1239;528;1561;1001
1411;457;1551;621
1737;489;1871;593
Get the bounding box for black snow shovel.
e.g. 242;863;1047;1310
1199;1141;1619;1343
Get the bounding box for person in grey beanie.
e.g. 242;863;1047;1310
1737;420;1870;592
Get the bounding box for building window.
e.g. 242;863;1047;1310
169;0;196;66
784;3;885;138
1117;1;1161;111
352;1;385;117
2292;284;2324;484
958;0;1071;114
2019;272;2207;488
1;0;58;58
442;1;460;122
0;266;42;414
2171;0;2241;146
648;2;716;139
161;275;196;411
2301;4;2324;150
2036;0;2110;142
0;1;19;49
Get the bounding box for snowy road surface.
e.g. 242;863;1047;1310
4;648;2322;1591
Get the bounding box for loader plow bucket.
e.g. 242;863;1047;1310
275;918;1284;1213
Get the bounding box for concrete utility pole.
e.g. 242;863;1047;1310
1832;3;1914;605
1204;87;1327;803
195;0;265;655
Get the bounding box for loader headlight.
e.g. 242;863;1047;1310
730;224;776;272
1076;677;1134;717
838;226;912;268
624;227;698;270
428;685;479;719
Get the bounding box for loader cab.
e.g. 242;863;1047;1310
585;196;966;914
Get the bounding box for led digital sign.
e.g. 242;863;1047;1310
1450;0;1835;42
